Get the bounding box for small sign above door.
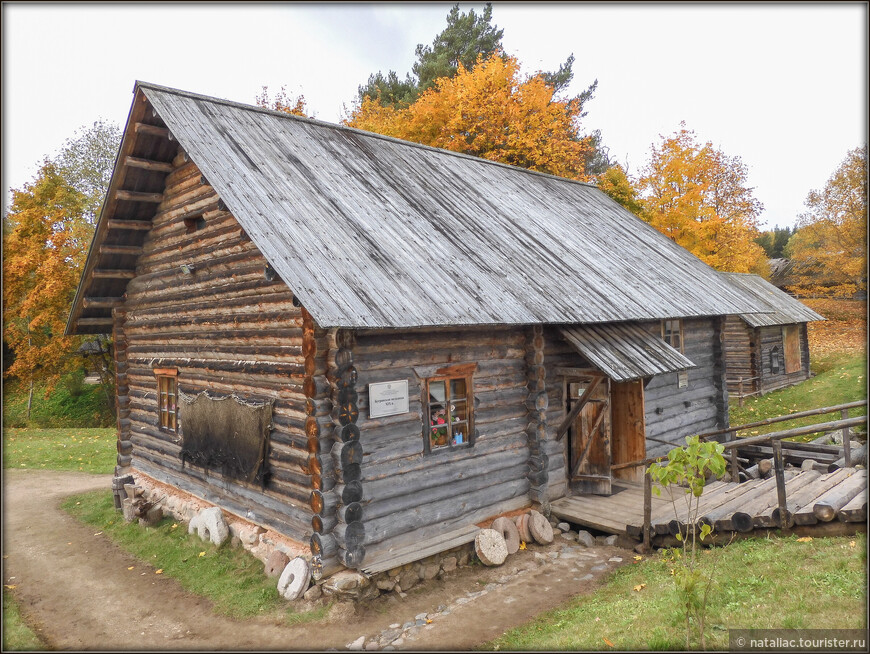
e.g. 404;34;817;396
368;380;410;418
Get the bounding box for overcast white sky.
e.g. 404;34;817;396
2;2;867;228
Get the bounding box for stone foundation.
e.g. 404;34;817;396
320;543;475;601
126;470;487;602
129;470;309;565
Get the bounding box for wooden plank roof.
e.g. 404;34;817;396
720;273;825;328
68;82;769;333
559;323;696;382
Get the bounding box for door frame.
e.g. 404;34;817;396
561;369;612;495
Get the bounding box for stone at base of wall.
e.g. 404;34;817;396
319;543;476;601
128;469;483;602
130;470;308;566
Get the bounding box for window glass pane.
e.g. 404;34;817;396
157;375;177;432
424;375;473;453
429;380;446;404
450;399;468;421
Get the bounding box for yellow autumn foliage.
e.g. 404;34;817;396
347;54;594;181
637;124;768;275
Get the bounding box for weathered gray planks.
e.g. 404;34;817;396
133;82;764;331
721;272;825;328
559;322;696;382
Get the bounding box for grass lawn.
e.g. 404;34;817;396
729;350;867;440
61;490;328;623
484;534;867;651
729;297;867;440
3;427;117;473
2;589;44;651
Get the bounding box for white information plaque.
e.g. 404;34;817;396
368;380;410;419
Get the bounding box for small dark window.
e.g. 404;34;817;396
155;368;178;432
770;346;781;374
184;215;206;234
661;319;683;352
424;373;474;453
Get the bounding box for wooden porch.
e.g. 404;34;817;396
551;468;867;545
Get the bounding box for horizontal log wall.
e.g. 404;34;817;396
644;317;729;458
353;327;532;562
123;157;311;541
758;324;811;394
723;315;757;396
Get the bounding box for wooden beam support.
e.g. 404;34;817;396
92;269;137;279
124;156;173;173
115;190;163;203
134;122;170;139
77;317;114;326
83;297;124;309
99;244;143;256
107;219;152;231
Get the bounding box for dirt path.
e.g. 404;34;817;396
3;469;631;650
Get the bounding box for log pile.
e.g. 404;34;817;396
627;467;866;539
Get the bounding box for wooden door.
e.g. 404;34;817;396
611;380;646;483
782;325;801;374
567;376;611;495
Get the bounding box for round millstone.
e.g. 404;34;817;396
528;510;554;545
518;513;533;543
491;517;520;554
265;550;290;578
475;529;508;566
277;557;311;600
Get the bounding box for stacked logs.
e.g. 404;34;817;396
114;308;132;476
525;326;549;505
112;309;134;511
309;325;366;576
305;312;339;578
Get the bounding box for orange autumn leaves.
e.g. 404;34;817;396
347;54;594;182
635;125;768;275
3;163;88;389
786;145;867;297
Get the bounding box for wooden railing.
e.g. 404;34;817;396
725;375;760;406
613;400;868;550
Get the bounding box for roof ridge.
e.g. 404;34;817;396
134;80;600;191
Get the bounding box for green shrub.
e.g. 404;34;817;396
3;375;115;429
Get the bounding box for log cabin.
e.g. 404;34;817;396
720;272;824;399
67;82;766;576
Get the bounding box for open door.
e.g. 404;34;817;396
567;374;611;495
611;379;646;483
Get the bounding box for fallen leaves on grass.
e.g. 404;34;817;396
633;583;647;592
805;299;867;356
797;537;813;542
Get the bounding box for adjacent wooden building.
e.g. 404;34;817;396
67;82;766;575
720;273;824;398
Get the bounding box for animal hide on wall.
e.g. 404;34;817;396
178;390;273;486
